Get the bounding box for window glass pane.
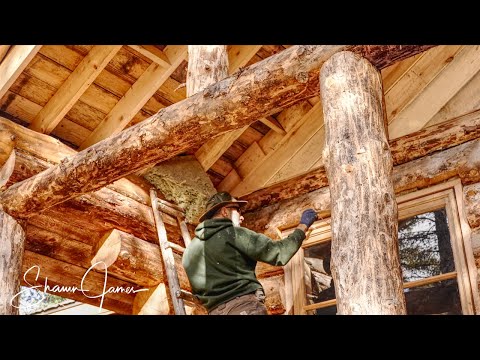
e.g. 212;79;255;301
399;208;455;282
303;208;463;315
303;242;335;306
405;278;462;315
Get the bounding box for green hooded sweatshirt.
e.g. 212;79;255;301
182;218;306;311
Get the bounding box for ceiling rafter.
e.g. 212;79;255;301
389;45;480;139
78;45;188;150
29;45;121;134
127;45;171;68
0;45;41;99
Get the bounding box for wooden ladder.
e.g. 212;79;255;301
149;188;200;315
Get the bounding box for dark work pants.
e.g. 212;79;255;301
208;290;268;315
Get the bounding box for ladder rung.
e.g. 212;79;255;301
167;241;185;254
158;198;184;213
176;289;202;306
156;202;185;219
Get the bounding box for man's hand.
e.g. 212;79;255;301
300;209;317;229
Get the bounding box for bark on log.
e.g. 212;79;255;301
244;138;480;237
0;45;433;219
22;250;138;314
90;228;190;289
0;211;25;315
464;182;480;229
242;108;480;212
0;124;14;167
187;45;228;97
321;51;406;315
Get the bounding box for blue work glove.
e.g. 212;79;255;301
300;209;317;229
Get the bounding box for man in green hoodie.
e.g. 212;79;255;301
182;191;317;315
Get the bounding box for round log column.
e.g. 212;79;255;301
0;211;25;315
320;51;406;315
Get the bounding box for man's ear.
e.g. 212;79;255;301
220;207;229;217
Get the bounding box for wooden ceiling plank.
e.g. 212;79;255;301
425;70;480;127
29;46;121;134
259;116;286;134
79;45;188;150
127;45;171;68
219;100;313;192
380;52;423;92
0;45;11;63
231;102;324;197
385;45;462;126
268;125;325;185
389;45;480;139
195;45;263;170
0;45;41;99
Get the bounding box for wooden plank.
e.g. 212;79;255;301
426;70;480;127
220;101;313;193
217;168;242;192
194;45;263;171
259;116;286;134
30;45;119;133
389;45;480;139
0;45;41;99
127;45;171;68
79;45;187;149
228;45;263;72
232;102;324;197
269;123;325;185
0;46;11;63
234;141;265;178
380;52;423;92
385;45;462;125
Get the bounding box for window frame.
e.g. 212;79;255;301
283;179;479;315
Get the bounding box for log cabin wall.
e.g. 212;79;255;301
1;45;480;314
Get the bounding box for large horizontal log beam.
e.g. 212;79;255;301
2;118;185;245
244;138;480;237
0;45;433;219
242;108;480;212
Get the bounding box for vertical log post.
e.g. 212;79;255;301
187;45;228;97
320;51;406;315
0;211;25;315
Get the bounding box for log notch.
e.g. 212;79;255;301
89;228;191;289
0;211;25;314
320;51;406;314
0;45;433;220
